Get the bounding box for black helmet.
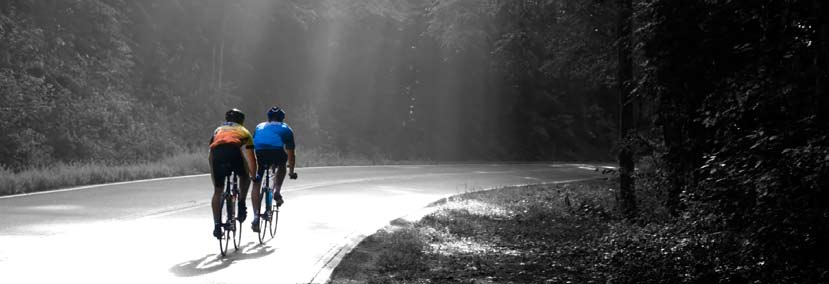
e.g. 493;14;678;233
225;108;245;124
267;106;285;122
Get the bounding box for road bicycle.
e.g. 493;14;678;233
217;166;243;256
256;165;298;244
256;165;280;244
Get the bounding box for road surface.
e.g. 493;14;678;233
0;164;605;283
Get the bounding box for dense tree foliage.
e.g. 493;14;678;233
1;0;173;168
0;0;618;170
630;0;829;282
2;0;826;281
427;0;620;160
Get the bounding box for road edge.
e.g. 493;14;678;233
0;163;612;199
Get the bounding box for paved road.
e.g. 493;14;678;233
0;164;604;283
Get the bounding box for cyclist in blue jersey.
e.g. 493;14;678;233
250;106;297;232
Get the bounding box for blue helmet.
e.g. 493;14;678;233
267;106;285;122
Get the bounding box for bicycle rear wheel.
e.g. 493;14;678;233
218;196;230;256
269;204;279;237
257;187;269;244
228;194;241;250
233;217;242;250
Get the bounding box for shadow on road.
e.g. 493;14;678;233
169;241;276;277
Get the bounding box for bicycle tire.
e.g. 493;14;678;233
228;192;240;250
257;187;269;244
269;203;279;237
218;193;230;256
233;217;242;249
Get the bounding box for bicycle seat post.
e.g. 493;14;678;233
233;172;238;190
225;174;231;195
265;166;270;189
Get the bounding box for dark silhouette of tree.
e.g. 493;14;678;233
616;0;636;219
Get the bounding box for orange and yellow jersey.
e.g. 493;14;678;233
209;122;254;149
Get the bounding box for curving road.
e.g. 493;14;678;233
0;163;605;283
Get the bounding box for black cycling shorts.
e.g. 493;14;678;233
255;148;287;182
210;144;246;188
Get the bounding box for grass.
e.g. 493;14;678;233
297;148;399;167
329;179;619;284
0;150;208;196
0;147;413;196
331;177;825;283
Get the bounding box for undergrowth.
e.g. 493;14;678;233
331;177;827;284
330;180;618;284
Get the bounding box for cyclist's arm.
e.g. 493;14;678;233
241;128;257;179
208;148;215;183
243;145;257;179
286;148;296;174
283;128;296;174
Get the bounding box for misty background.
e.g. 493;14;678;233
0;0;618;170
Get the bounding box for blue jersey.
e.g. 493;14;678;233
253;121;295;150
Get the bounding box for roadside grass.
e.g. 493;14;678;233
331;175;802;283
0;150;208;196
0;147;414;196
297;148;398;167
329;179;618;284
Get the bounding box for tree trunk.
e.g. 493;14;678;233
617;0;636;219
816;0;828;120
216;3;227;91
211;45;216;89
218;40;224;90
663;118;684;216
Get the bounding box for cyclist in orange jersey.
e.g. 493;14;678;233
208;108;257;238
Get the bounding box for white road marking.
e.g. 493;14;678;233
1;163;600;199
0;173;209;199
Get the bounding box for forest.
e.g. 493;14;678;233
0;0;619;170
1;0;827;282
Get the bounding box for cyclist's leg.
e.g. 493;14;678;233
275;164;287;191
228;150;249;222
211;185;223;237
210;159;228;238
273;149;288;205
250;179;262;232
251;150;272;222
238;174;250;203
274;163;286;202
238;175;251;220
251;178;262;220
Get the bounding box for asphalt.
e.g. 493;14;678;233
0;163;605;283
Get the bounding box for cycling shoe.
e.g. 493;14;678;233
213;224;222;239
238;204;247;222
275;194;284;207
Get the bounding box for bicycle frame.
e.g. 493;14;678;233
263;166;273;209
